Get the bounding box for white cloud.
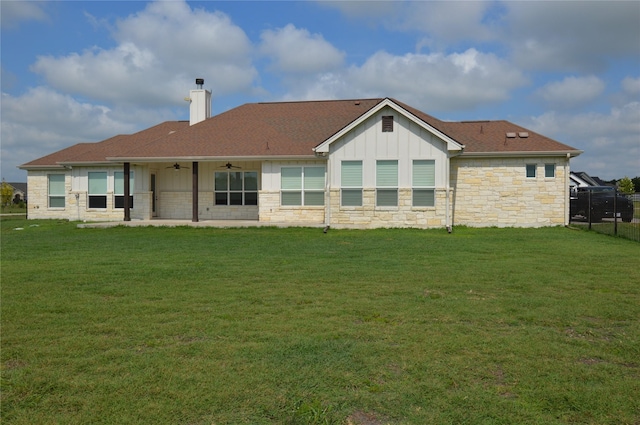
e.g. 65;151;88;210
0;1;48;29
322;1;496;47
1;87;144;179
525;102;640;179
30;0;258;106
622;77;640;95
281;48;527;112
317;1;396;19
504;2;640;73
535;76;605;109
260;24;345;74
399;2;495;45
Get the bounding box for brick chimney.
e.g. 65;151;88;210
188;78;211;126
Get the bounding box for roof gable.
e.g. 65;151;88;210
313;98;464;154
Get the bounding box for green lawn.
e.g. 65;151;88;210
1;218;639;424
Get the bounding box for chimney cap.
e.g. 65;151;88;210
195;78;204;88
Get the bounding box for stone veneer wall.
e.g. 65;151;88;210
158;191;259;220
450;157;567;227
258;191;325;224
27;172;129;221
327;189;448;229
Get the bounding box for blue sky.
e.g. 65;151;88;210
2;0;639;183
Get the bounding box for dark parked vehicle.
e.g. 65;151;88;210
570;186;634;222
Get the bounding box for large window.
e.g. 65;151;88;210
114;171;134;209
48;174;65;208
376;160;398;207
413;160;435;207
281;166;325;206
88;172;107;208
215;171;258;205
341;161;363;206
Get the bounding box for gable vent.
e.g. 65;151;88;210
506;132;517;138
519;132;529;138
382;115;394;132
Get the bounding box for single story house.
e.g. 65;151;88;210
6;182;27;204
20;82;582;229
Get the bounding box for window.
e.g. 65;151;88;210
215;171;258;205
413;160;436;207
88;172;107;208
114;171;134;209
382;115;394;132
48;174;65;208
545;164;555;178
341;161;363;206
526;164;536;178
281;166;325;206
376;160;398;207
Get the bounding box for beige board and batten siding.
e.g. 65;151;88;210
327;107;450;228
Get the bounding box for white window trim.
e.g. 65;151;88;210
376;160;398;208
88;171;108;209
340;160;363;207
544;163;556;179
214;170;259;206
280;166;325;207
412;159;436;208
48;174;66;209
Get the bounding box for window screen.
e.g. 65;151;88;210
341;161;362;206
48;174;65;208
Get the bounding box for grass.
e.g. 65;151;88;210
2;217;639;424
0;204;27;215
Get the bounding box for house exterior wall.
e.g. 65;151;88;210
321;106;451;229
450;156;569;227
24;152;571;227
328;106;450;187
27;166;146;221
327;188;449;229
259;160;327;224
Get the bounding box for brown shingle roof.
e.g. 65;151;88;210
20;121;189;167
21;98;579;167
438;120;578;153
393;98;579;154
115;98;385;159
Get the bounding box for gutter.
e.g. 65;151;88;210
459;150;583;158
105;155;320;162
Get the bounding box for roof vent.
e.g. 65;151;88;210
506;132;517;138
519;132;529;138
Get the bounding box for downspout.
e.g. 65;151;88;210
324;154;330;233
446;148;465;233
565;153;570;226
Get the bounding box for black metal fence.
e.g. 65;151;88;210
569;191;639;242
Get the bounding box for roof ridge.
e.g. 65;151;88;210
256;98;384;105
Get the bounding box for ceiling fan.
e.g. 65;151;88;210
221;162;241;169
167;163;189;170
